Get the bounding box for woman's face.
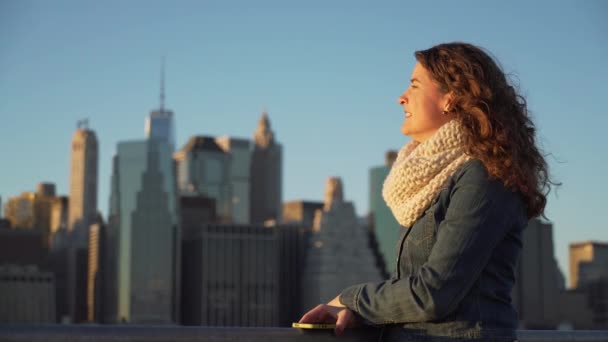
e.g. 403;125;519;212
398;62;452;142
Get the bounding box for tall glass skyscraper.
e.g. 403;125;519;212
145;110;175;151
105;139;178;324
369;151;400;276
174;136;232;223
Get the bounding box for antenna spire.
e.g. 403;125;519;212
160;56;166;112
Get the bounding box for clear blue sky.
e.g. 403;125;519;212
1;0;607;284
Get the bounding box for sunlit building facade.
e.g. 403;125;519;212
68;125;98;246
570;241;608;288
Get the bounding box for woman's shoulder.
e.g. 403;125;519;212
451;159;491;186
449;158;526;216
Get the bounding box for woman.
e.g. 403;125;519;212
299;42;554;341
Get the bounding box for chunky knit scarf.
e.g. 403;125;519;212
382;120;472;228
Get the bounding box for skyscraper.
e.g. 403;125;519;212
215;136;252;224
145;59;175;150
250;112;282;224
68;121;98;246
369;151;399;276
87;217;105;323
512;218;563;328
174;136;231;223
301;177;383;311
105;139;178;324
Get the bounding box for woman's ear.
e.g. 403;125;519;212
442;92;454;114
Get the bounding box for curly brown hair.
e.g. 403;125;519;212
415;42;554;218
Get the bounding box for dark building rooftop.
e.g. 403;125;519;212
180;136;224;153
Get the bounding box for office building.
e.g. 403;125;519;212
175;136;231;222
0;264;55;323
181;223;305;327
215;136;252;224
105;139;178;324
570;241;608;288
512;219;564;328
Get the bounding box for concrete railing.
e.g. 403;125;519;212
1;325;608;342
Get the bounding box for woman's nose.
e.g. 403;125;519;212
398;96;407;105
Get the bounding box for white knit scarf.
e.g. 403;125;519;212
382;120;472;228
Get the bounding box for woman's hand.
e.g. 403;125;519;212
298;295;359;336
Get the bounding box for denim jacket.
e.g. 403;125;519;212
340;159;527;341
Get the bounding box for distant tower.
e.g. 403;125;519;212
250;111;282;224
145;58;175;150
68;120;98;245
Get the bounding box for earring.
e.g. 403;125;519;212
442;109;449;115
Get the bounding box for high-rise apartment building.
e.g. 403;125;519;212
68;121;98;246
105;139;178;324
250;112;282;224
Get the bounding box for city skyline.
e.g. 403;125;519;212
1;0;607;285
